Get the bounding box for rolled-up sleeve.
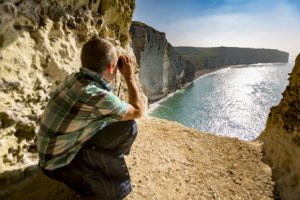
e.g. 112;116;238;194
94;91;129;121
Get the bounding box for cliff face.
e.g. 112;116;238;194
175;46;289;72
0;0;136;173
130;22;195;102
259;54;300;200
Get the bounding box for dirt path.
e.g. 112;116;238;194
126;117;274;200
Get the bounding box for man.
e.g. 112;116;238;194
37;38;144;200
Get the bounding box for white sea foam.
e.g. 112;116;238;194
194;67;233;82
149;66;233;113
148;88;187;113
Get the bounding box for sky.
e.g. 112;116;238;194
133;0;300;57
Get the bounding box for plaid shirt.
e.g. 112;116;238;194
37;68;129;170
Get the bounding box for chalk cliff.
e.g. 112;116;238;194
259;54;300;200
0;0;136;173
130;21;195;102
175;46;289;75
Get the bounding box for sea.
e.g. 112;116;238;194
150;62;294;141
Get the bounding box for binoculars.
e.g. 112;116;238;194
117;57;123;69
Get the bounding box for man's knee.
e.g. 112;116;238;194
124;120;137;136
85;120;137;152
111;120;137;137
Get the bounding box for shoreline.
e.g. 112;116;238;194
148;66;229;112
194;69;216;79
147;62;289;113
193;62;290;80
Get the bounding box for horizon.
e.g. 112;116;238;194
133;0;300;57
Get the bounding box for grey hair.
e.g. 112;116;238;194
81;38;117;73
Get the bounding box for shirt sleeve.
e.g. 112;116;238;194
93;91;129;121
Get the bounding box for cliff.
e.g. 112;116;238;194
130;21;195;102
0;0;298;200
259;54;300;200
0;0;136;173
175;46;289;74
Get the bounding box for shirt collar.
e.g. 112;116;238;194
80;68;113;91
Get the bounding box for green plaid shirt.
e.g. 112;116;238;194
37;68;129;170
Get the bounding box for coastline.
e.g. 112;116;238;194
194;65;235;80
147;62;291;111
194;69;216;79
148;66;231;113
193;62;291;81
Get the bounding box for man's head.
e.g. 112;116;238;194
81;38;119;82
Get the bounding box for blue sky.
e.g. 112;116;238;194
133;0;300;57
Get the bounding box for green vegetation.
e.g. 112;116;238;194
175;47;289;71
174;47;220;71
132;21;149;27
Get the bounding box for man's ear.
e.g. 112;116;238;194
108;64;114;74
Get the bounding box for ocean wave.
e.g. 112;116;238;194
148;88;187;113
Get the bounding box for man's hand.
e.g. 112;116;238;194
118;55;144;121
118;55;135;80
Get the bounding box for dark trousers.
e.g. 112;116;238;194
42;120;137;200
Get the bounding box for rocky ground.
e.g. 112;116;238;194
125;117;274;200
1;116;275;200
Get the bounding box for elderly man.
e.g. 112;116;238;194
37;38;144;200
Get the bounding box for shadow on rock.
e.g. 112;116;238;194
0;165;78;200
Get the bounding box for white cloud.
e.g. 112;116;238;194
158;2;300;56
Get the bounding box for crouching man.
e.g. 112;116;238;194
37;38;144;200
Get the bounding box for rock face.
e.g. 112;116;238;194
259;54;300;200
175;46;289;72
0;0;136;173
130;21;195;102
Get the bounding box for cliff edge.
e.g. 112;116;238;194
1;117;275;200
130;22;195;102
259;54;300;200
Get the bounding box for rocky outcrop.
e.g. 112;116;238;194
175;46;289;72
0;0;136;173
130;21;195;102
259;54;300;200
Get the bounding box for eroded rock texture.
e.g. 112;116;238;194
0;0;135;173
259;54;300;200
130;21;195;102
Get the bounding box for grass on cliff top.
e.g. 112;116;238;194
131;21;165;35
174;47;220;70
132;21;149;27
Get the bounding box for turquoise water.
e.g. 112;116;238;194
150;63;293;140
